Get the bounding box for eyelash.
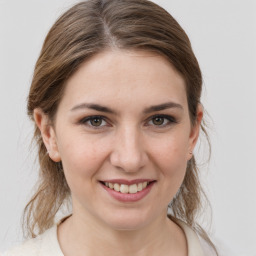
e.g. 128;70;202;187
146;114;177;127
79;115;109;129
79;114;177;129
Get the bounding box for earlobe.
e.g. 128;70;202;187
33;108;61;162
188;104;203;159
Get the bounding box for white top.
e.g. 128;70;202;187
2;220;216;256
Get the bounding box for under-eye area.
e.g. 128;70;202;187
100;181;156;194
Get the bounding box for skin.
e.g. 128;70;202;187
34;50;203;256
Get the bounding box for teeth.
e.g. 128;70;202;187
104;181;151;194
114;183;120;192
129;184;138;194
120;184;129;193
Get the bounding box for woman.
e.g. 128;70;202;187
3;0;218;255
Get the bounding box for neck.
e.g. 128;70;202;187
58;210;187;256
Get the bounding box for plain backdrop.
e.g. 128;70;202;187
0;0;255;255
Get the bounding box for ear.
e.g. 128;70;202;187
187;104;203;160
33;108;61;162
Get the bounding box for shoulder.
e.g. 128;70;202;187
175;220;208;256
175;219;219;256
2;235;42;256
176;219;235;256
2;225;63;256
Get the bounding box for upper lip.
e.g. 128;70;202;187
100;179;156;185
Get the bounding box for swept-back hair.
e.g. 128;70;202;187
25;0;217;254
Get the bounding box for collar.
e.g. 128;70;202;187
39;217;205;256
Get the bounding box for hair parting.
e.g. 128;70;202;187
24;1;217;254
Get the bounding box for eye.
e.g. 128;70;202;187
147;115;177;127
79;116;108;128
152;116;166;125
89;117;104;127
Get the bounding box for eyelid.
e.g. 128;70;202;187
78;115;110;128
145;114;177;127
77;114;177;129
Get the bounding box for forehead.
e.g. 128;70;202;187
60;50;187;111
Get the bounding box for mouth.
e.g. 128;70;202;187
101;181;155;194
99;179;156;202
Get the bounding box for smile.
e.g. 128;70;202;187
100;179;156;202
103;181;150;194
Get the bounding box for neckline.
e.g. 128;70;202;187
45;217;204;256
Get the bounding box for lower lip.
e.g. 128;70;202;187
100;182;155;202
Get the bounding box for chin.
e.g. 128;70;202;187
99;209;157;231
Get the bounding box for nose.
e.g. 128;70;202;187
110;126;148;173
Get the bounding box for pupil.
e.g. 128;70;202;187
91;118;102;126
153;117;164;125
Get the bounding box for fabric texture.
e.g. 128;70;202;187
2;220;215;256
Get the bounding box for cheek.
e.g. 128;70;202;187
159;147;187;185
152;133;189;170
150;134;189;193
57;135;110;185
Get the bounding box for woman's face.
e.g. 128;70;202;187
36;50;202;230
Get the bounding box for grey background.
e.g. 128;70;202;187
0;0;255;255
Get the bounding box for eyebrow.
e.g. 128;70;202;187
143;102;183;114
70;102;183;114
71;103;117;114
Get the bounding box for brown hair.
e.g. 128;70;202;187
25;0;217;254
